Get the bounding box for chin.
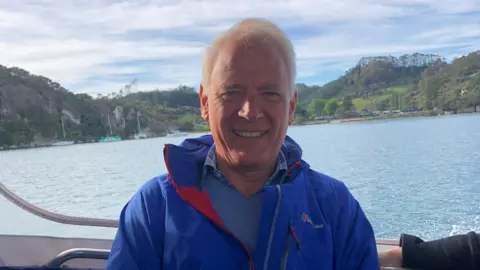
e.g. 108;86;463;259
231;151;270;167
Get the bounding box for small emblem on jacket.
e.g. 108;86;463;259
302;213;324;228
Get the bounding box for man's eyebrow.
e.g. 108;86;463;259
221;83;245;90
220;83;279;91
258;83;279;91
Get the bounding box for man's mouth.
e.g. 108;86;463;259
233;130;268;138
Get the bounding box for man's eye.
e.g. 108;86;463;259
222;90;241;99
262;92;281;100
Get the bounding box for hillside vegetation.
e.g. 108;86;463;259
1;50;479;147
0;68;202;146
295;51;480;121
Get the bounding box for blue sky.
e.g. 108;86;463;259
1;0;479;96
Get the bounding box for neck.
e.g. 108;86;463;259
217;158;276;198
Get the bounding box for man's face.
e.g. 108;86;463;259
200;38;297;168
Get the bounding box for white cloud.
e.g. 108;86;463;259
0;0;479;94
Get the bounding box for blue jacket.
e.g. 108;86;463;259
106;135;379;270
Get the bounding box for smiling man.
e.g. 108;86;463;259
106;18;379;270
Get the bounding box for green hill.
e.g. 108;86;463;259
0;67;202;146
295;51;480;121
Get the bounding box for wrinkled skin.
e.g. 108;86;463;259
199;37;297;195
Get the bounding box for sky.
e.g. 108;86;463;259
1;0;479;96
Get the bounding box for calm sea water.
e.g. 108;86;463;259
1;114;480;241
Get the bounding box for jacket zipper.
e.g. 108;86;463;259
289;224;302;250
280;230;291;270
281;223;302;270
262;185;282;270
263;162;303;270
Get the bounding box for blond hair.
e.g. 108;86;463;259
201;18;297;96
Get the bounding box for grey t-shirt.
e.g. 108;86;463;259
200;145;287;253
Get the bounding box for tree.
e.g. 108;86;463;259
324;99;340;116
294;101;308;120
307;99;327;118
376;98;390;111
335;107;345;118
391;92;399;110
420;76;442;110
342;96;354;111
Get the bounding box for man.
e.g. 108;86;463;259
379;231;480;270
106;18;379;270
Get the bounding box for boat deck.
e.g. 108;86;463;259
0;234;410;270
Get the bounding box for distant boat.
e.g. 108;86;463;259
134;112;147;140
134;133;147;140
99;136;121;142
99;113;122;143
52;116;74;146
167;131;188;137
51;140;75;147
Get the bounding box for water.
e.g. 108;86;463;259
1;114;480;241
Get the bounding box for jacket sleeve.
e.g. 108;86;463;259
401;231;480;270
106;182;165;270
333;182;380;270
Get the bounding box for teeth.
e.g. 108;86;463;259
235;131;265;138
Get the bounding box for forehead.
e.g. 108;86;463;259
211;37;288;84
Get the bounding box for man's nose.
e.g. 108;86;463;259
238;96;263;121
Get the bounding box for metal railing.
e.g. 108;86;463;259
376;239;398;246
45;248;110;267
0;183;118;228
0;183;398;246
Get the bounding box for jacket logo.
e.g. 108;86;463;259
302;213;324;229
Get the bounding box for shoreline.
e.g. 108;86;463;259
1;112;479;151
293;111;479;127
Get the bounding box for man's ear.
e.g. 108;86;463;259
288;89;298;125
199;84;209;120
